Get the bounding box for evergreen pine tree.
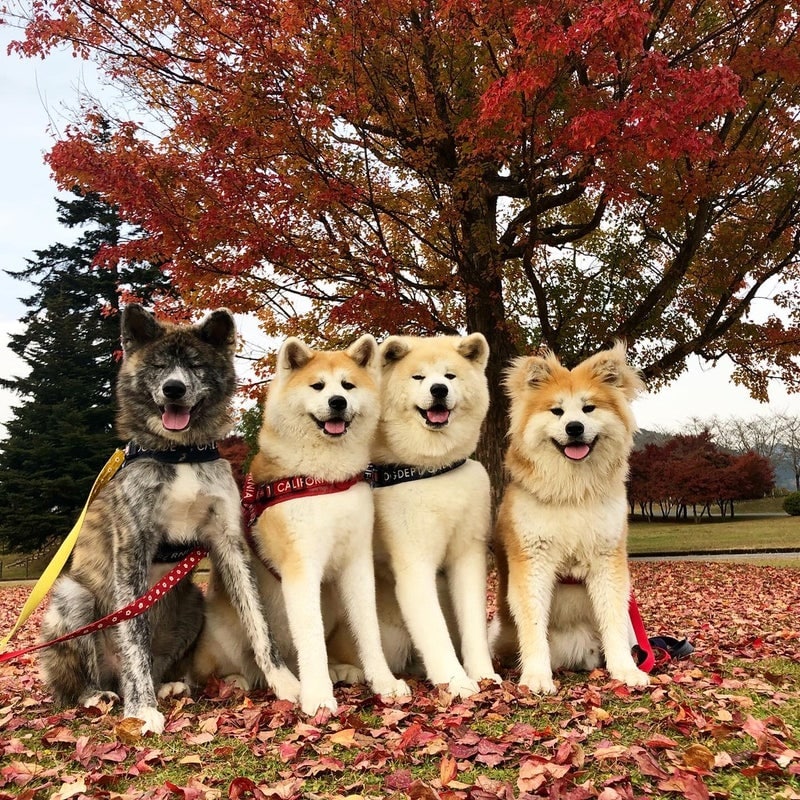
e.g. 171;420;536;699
0;190;173;553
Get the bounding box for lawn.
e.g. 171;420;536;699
3;510;798;585
1;560;799;800
628;514;800;555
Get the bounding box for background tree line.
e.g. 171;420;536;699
685;414;800;492
628;431;775;522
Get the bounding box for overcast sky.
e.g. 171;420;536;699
2;26;799;440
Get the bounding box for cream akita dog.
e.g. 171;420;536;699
328;334;500;697
490;343;650;693
193;335;409;715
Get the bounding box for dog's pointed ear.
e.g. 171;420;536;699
503;351;559;396
347;334;379;371
121;304;162;355
587;341;646;400
457;333;489;370
198;309;236;349
278;337;313;373
380;336;410;367
524;353;556;386
503;355;544;396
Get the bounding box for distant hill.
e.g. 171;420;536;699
633;428;670;450
772;445;798;491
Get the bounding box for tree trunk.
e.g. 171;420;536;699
466;279;517;515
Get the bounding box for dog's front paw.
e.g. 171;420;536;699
79;689;120;709
468;669;503;685
519;670;558;695
125;705;165;735
610;665;651;689
446;674;481;698
300;689;338;716
372;677;411;699
267;666;301;702
157;681;191;700
222;673;252;691
329;662;365;686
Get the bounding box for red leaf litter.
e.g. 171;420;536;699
1;562;798;799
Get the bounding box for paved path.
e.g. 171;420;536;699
631;549;800;562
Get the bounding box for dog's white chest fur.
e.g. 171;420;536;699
161;465;218;542
264;483;374;578
511;488;628;564
374;461;490;565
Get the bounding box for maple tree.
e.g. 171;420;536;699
628;432;774;520
4;0;800;483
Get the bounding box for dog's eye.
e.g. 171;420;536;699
550;408;564;417
444;373;456;380
311;382;325;391
341;381;355;391
412;375;424;381
583;405;596;413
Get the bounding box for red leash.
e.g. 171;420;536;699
558;576;656;674
627;593;656;673
0;547;207;663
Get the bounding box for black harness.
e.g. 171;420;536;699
123;441;221;465
366;459;467;487
121;440;220;563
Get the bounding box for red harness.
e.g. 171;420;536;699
240;472;366;581
241;472;365;529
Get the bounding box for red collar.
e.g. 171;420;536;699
241;472;364;529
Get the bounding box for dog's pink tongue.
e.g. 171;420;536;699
324;419;346;435
426;408;450;424
565;443;590;460
162;405;191;431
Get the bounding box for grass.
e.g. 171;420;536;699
628;514;800;555
0;547;64;583
1;499;798;583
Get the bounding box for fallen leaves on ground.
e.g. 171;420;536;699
1;562;798;799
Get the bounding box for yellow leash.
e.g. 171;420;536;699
1;448;126;650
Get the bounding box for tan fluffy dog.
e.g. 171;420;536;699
194;335;409;715
327;334;500;697
490;342;650;693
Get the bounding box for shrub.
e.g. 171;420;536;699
783;491;800;516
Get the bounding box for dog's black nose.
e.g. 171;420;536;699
328;395;347;412
565;421;584;438
430;383;449;400
162;379;186;400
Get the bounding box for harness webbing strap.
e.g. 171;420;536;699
123;441;220;465
628;593;656;673
0;547;207;663
241;472;364;529
366;459;467;487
